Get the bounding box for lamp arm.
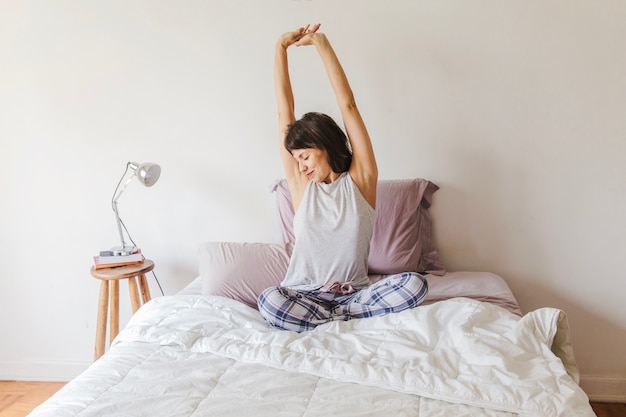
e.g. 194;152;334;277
110;165;136;250
111;173;135;206
112;199;128;249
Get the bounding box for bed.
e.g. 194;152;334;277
27;179;595;417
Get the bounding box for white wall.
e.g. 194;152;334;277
1;0;624;400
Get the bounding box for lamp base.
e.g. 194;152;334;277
102;246;141;257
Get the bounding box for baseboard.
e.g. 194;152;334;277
580;375;626;402
0;360;90;382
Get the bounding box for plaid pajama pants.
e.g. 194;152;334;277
257;272;428;332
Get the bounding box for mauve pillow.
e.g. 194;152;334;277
271;178;445;276
199;241;291;309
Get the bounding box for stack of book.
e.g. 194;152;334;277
93;249;145;269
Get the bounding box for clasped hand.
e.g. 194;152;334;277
279;23;322;48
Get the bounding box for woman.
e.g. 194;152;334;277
258;24;428;332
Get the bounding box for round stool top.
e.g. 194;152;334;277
91;259;155;280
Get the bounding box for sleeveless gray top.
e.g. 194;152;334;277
280;172;375;290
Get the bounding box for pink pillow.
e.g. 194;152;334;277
271;178;445;276
199;242;291;309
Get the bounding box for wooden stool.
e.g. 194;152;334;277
90;259;154;360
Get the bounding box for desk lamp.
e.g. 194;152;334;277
108;161;161;256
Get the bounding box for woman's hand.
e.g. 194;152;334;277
294;24;324;47
278;23;321;49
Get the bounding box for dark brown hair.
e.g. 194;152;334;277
284;112;352;173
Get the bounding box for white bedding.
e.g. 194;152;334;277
29;293;594;417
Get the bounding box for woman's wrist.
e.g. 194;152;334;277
276;39;289;50
311;33;329;49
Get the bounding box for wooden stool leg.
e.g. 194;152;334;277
138;274;151;303
128;277;141;313
109;279;119;345
95;280;109;360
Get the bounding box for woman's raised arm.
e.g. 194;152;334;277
296;30;378;207
274;25;321;203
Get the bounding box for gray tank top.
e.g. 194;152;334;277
280;172;375;290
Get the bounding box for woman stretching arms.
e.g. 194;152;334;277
258;24;428;332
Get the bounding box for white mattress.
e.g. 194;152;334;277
27;271;594;417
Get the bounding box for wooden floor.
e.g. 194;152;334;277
590;401;626;417
0;381;66;417
0;380;624;416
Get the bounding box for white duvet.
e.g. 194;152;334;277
29;295;594;417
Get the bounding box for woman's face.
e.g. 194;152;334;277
292;148;339;184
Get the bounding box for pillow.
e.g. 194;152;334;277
199;241;291;309
271;178;445;276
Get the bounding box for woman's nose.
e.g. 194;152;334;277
299;160;306;172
